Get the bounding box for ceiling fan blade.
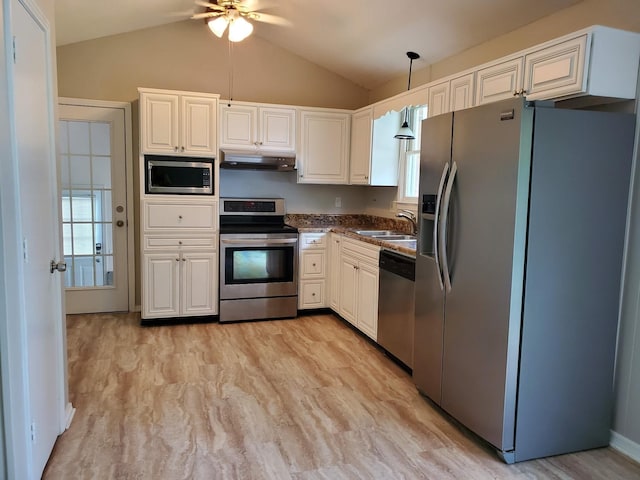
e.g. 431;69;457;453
252;12;291;27
191;11;224;20
194;0;226;11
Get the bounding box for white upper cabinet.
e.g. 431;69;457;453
219;102;296;151
349;107;373;185
523;35;587;100
427;81;450;117
450;73;475;112
349;107;400;186
475;26;640;106
297;109;350;184
139;88;218;157
475;57;524;106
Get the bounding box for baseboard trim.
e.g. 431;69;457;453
611;430;640;463
64;402;76;430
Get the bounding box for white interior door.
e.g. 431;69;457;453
58;104;129;313
12;0;64;476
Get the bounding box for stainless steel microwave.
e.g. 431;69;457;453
145;155;214;195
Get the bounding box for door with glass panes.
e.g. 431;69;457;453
58;102;129;313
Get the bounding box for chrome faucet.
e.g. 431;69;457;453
396;209;417;235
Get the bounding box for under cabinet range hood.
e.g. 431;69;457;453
220;149;296;171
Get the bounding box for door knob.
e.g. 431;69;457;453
116;220;125;227
50;260;67;274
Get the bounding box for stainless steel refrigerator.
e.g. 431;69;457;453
413;97;636;463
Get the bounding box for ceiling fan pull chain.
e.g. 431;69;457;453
228;38;234;106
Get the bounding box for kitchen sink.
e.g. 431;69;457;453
385;239;417;248
355;230;413;239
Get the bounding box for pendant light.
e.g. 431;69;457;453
395;51;420;140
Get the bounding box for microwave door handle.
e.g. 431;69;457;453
220;238;298;245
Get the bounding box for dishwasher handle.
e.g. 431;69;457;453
379;250;416;281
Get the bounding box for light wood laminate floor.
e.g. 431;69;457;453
43;312;640;479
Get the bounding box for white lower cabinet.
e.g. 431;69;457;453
335;236;380;341
143;249;217;319
298;232;328;309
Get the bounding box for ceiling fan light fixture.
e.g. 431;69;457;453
228;15;253;42
207;16;229;37
394;51;420;140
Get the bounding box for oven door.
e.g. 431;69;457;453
219;234;298;300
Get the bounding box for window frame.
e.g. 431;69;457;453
396;105;427;207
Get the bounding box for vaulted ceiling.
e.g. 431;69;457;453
55;0;583;90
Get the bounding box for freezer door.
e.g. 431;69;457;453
440;98;531;452
413;112;453;404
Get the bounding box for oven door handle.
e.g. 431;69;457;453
220;238;298;245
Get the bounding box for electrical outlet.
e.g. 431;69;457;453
335;197;342;208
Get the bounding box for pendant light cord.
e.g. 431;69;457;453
228;39;234;106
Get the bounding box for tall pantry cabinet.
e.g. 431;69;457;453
138;88;220;322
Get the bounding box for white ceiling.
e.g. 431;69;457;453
55;0;582;90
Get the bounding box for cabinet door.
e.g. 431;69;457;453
260;107;296;151
143;253;180;318
349;108;373;184
523;35;587;101
219;104;258;149
328;234;342;311
356;261;379;341
181;252;217;316
476;57;524;105
298;110;350;184
339;255;358;325
428;81;450;117
141;93;179;154
450;73;475;112
181;96;217;156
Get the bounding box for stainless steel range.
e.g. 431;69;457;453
219;198;298;322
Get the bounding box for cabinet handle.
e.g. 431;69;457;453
312;263;316;267
176;258;180;262
178;215;183;219
174;146;179;152
181;146;185;152
182;258;186;262
312;292;316;296
178;241;182;245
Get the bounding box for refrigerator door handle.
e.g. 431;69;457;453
433;163;450;291
440;161;457;292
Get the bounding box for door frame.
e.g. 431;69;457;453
0;0;67;478
58;97;136;313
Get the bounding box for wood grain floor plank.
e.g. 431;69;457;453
43;312;640;479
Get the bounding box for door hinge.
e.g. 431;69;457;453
12;36;16;63
30;422;36;443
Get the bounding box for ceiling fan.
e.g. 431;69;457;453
191;0;287;42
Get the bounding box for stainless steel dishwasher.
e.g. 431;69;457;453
378;249;416;369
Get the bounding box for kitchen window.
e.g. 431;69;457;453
397;105;427;206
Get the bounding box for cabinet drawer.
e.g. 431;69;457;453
300;251;326;278
144;201;217;232
341;237;380;264
299;232;327;249
299;280;325;309
144;236;217;250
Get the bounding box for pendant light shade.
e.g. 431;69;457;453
395;51;420;140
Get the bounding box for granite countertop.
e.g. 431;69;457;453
286;214;417;257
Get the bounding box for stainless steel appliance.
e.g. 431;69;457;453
414;98;635;463
378;249;415;369
219;198;298;322
220;149;296;171
145;155;214;195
